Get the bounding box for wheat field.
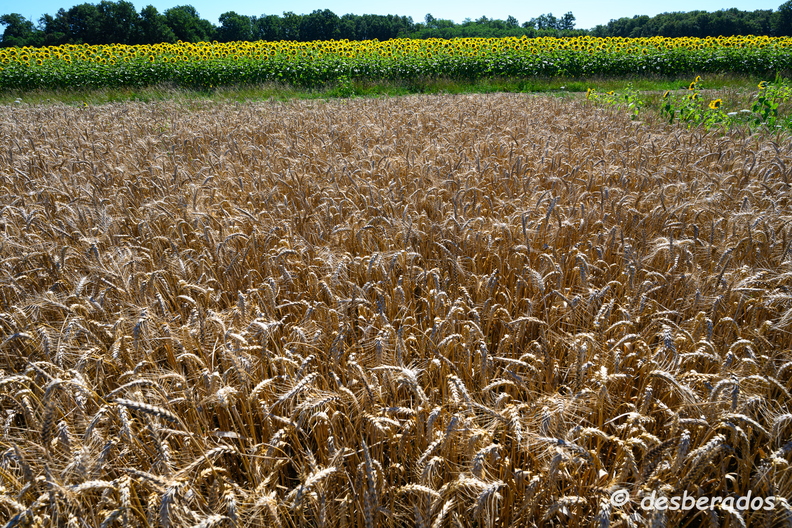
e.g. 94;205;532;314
0;93;791;527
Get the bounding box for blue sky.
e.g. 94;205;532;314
8;0;784;31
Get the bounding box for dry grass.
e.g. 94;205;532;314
0;93;791;527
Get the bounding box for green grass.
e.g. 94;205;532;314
0;73;768;106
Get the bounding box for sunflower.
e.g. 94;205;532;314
708;99;722;110
757;81;768;90
662;90;670;98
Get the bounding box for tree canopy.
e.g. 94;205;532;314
2;2;791;47
591;4;787;37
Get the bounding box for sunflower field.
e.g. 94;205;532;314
1;35;791;90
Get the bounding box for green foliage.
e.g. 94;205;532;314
622;83;643;117
752;75;792;127
585;84;642;119
328;74;355;97
587;75;792;132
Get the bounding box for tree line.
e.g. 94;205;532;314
590;4;792;38
0;3;582;47
2;1;792;47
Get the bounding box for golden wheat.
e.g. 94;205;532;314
0;93;791;526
